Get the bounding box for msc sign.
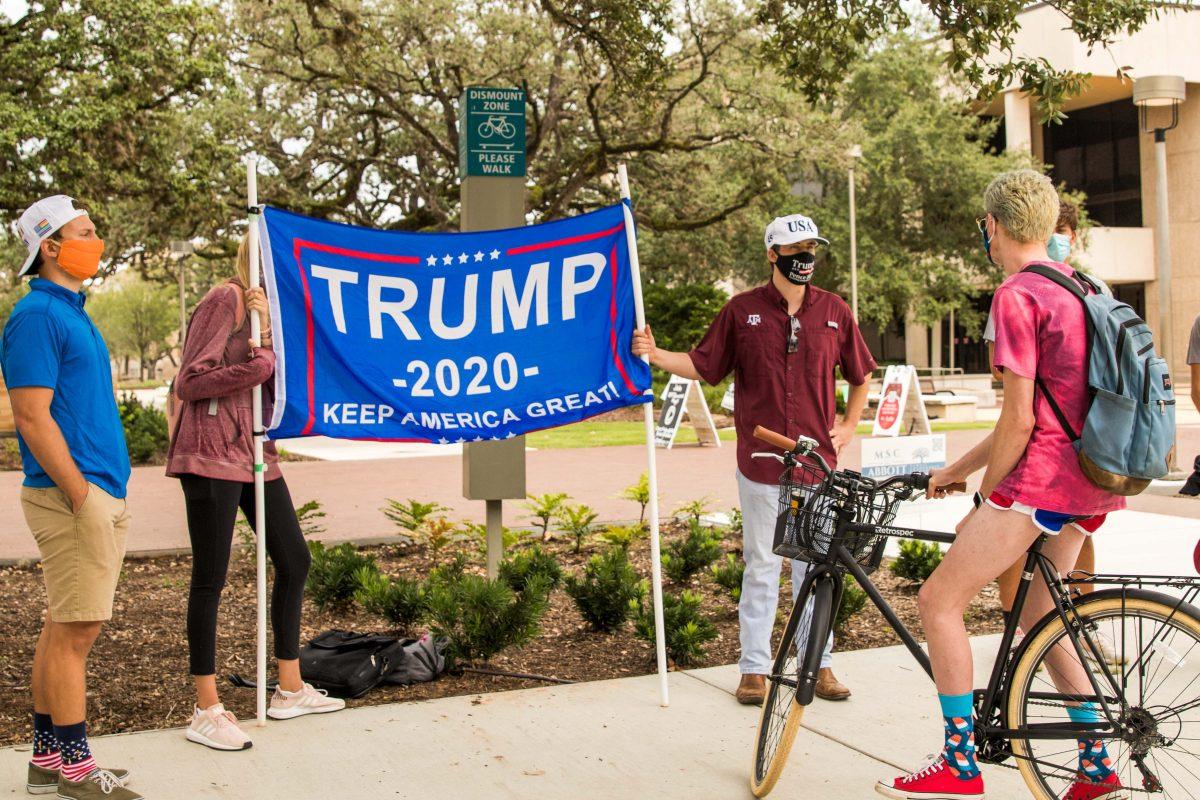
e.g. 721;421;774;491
459;86;526;178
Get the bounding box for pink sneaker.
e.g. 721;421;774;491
876;755;986;799
267;682;346;720
186;704;252;751
1063;773;1128;800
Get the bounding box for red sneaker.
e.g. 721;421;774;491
875;755;986;799
1063;772;1128;800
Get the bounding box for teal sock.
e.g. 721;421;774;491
1068;704;1114;781
938;693;979;780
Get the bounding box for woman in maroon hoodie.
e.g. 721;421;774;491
166;235;342;752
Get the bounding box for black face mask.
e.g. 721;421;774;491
775;250;816;285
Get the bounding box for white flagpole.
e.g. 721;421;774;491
618;163;669;707
246;156;268;727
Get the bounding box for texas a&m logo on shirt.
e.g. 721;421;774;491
747;314;761;326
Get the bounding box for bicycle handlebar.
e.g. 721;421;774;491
751;425;967;495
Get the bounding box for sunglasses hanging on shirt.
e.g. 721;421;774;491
787;317;801;354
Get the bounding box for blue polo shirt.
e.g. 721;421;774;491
0;278;130;498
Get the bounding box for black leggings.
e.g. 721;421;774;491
180;474;311;676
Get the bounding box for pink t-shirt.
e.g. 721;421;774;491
990;261;1126;516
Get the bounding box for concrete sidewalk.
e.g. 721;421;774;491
0;636;1029;800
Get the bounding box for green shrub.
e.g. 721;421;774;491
890;540;944;584
710;553;744;603
728;508;743;535
355;567;426;632
599;523;648;552
235;499;324;549
118;394;168;464
835;577;868;633
382;498;447;533
463;522;522;556
425;569;550;663
673;497;713;525
555;503;599;554
306;542;377;611
621;472;651;524
564;546;642;632
415;516;460;556
663;520;723;582
633;586;718;667
523;492;569;541
498;545;562;593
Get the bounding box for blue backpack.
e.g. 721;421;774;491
1022;265;1175;496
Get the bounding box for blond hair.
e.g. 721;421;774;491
235;233;251;287
983;169;1059;244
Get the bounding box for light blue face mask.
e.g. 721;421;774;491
1047;233;1071;263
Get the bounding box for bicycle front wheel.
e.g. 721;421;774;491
1007;590;1200;800
750;577;834;797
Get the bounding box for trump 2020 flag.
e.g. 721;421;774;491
258;203;652;442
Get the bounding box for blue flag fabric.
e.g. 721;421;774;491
258;203;652;442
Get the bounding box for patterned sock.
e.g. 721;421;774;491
30;712;61;771
939;693;980;780
53;721;96;783
1068;704;1115;782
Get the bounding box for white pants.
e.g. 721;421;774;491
737;470;834;674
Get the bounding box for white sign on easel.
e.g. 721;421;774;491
861;434;946;479
872;364;931;437
654;375;721;448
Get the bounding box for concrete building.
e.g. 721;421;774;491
904;2;1200;380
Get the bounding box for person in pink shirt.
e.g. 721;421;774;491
876;170;1126;800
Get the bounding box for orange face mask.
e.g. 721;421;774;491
53;239;105;280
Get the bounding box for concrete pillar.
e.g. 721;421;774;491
930;322;943;370
905;308;930;367
1004;91;1033;153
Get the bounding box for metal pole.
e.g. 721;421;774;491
618;163;669;708
247;156;268;726
485;500;503;580
1153;129;1181;473
848;164;858;321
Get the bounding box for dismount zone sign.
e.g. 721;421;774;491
459;86;526;177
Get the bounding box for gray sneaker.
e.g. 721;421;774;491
26;764;130;795
56;770;142;800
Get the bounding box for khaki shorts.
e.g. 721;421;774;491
20;482;131;623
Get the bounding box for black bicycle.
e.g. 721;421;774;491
748;425;1200;799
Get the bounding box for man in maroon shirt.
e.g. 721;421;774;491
632;214;876;705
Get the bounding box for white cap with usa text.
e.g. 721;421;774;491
764;213;829;249
14;195;89;277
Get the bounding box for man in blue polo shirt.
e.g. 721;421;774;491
1;195;140;800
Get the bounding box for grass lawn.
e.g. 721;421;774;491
527;419;993;449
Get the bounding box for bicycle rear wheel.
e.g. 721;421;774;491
1007;590;1200;800
750;577;834;797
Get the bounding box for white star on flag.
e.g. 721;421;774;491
490;436;500;441
456;437;466;443
425;255;437;266
473;435;483;442
442;254;453;265
437;437;449;445
458;252;469;264
506;431;516;438
489;249;501;260
474;251;485;262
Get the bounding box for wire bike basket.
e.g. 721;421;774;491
772;459;912;572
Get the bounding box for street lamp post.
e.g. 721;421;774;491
1133;75;1186;474
169;240;195;348
847;144;863;320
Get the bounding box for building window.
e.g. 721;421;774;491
1043;100;1143;227
1112;282;1145;319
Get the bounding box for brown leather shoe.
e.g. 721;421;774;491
815;667;851;701
736;673;767;705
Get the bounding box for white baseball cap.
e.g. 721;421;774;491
14;195;89;277
764;214;829;249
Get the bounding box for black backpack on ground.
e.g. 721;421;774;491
299;631;404;699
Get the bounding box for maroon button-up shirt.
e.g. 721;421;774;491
688;282;877;485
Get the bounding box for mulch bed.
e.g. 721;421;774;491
0;523;1001;747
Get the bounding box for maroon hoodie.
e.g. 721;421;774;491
166;280;282;482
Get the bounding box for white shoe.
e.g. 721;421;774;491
267;682;346;720
186;704;252;751
1085;632;1127;667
